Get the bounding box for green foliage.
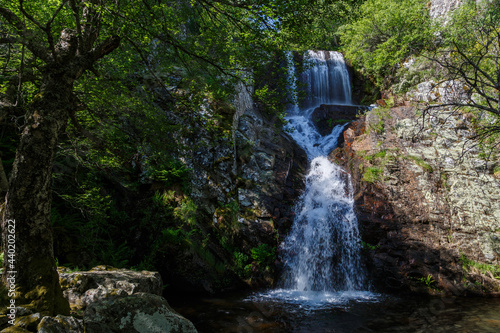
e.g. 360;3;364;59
407;155;434;173
327;118;350;127
341;0;432;87
95;241;131;269
280;0;364;50
361;241;379;251
174;196;198;226
250;244;276;267
461;253;500;279
418;274;436;287
362;166;383;183
233;251;251;279
431;1;500;144
494;166;500;177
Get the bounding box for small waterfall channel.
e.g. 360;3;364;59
253;51;376;307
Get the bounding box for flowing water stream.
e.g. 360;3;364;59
255;50;375;307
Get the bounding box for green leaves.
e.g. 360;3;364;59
341;0;432;87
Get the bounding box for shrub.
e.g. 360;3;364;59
250;244;276;267
341;0;432;88
362;167;384;183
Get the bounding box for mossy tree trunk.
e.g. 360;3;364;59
0;3;120;315
1;70;75;315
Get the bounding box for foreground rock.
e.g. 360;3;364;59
0;268;197;333
332;105;500;296
58;266;162;312
84;293;197;333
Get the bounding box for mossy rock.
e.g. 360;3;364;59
14;313;42;331
0;326;31;333
83;293;197;333
36;315;84;333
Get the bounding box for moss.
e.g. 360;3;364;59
14;313;42;331
0;326;31;333
407;155;434;173
460;254;500;279
364;149;387;161
19;257;70;316
494;165;500;178
362;167;384;183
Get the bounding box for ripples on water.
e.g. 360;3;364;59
172;292;500;333
248;289;380;310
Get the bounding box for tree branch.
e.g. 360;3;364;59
89;35;120;61
0;6;50;62
68;0;84;53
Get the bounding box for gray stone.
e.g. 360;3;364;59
430;0;462;20
59;267;162;311
83;293;197;333
15;313;42;331
37;315;84;333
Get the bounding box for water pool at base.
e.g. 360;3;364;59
171;292;500;333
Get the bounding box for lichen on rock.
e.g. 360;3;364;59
333;104;500;296
83;293;197;333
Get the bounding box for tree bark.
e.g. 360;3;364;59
1;68;74;315
0;155;8;196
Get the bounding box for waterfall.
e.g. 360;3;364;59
300;50;352;108
255;51;371;306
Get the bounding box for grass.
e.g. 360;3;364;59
364;149;387;161
362;167;384;183
407;155;434;173
460;253;500;279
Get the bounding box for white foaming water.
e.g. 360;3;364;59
253;51;377;308
301;50;352;108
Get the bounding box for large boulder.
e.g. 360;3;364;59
37;315;84;333
83;293;197;333
58;266;162;311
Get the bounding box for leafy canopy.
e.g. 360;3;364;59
340;0;432;87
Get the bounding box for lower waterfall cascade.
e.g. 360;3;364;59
252;50;376;307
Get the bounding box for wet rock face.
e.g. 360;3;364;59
333;106;500;296
235;108;307;246
84;293;197;333
311;104;367;137
37;315;84;333
179;85;307;290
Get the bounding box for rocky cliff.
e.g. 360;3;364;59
430;0;462;19
332;104;500;296
171;82;307;292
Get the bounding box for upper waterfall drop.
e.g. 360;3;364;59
300;51;352;108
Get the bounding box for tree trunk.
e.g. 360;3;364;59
1;69;73;315
0;155;8;196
